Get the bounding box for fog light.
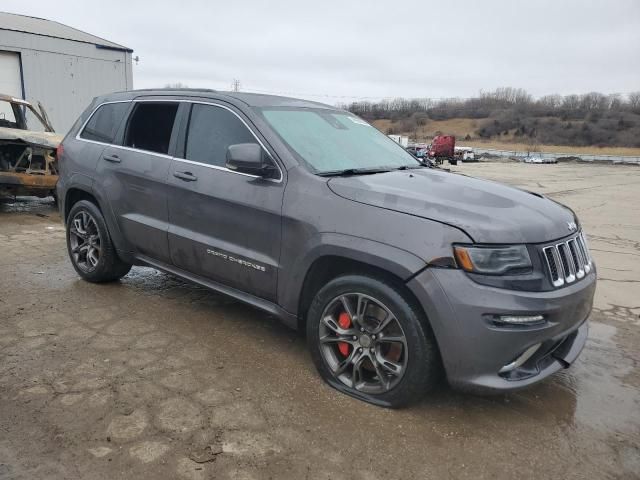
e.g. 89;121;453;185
497;314;545;326
499;343;542;373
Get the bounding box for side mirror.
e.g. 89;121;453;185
226;143;273;177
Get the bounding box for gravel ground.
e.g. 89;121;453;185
0;161;638;479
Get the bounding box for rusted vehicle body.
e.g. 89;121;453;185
0;94;61;199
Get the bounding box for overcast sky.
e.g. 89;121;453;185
3;0;640;103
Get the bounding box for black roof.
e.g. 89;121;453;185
102;89;336;110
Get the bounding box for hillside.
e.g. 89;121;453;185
372;118;640;156
346;88;640;155
373;118;480;140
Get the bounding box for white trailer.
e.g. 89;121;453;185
388;134;409;148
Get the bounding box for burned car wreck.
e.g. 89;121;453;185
0;94;62;200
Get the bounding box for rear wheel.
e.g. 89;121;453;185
307;274;440;408
66;200;131;282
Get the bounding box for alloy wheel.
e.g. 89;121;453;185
69;210;101;272
318;293;408;394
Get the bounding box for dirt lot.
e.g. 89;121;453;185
1;161;639;479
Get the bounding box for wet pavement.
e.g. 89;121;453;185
0;161;639;479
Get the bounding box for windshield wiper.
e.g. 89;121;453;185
316;167;392;177
395;164;429;170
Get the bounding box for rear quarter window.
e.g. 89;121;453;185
80;102;129;144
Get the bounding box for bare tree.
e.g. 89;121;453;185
628;92;640;113
538;94;562;109
608;94;623;111
345;88;640;148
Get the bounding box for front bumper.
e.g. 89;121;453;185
407;267;596;393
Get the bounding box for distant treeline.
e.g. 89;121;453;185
340;88;640;147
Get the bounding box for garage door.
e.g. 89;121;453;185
0;51;22;122
0;51;23;98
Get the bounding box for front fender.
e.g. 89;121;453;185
277;232;427;315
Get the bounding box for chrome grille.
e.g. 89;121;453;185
542;232;592;287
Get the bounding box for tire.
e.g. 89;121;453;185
450;158;458;165
306;274;441;408
66;199;132;282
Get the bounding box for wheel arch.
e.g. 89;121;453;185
293;238;430;334
62;185;132;259
64;187;100;223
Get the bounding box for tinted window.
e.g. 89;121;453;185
125;102;179;154
185;104;255;167
80;102;129;143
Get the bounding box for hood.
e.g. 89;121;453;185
0;127;63;149
327;169;576;244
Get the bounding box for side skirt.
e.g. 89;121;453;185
135;254;298;330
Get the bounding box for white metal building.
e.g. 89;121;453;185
0;12;133;133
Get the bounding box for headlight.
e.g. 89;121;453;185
453;245;532;275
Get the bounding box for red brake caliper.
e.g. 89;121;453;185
337;312;351;357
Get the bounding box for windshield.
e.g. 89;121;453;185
0;100;50;131
258;107;420;174
0;100;19;129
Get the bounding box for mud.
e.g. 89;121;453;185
1;162;639;479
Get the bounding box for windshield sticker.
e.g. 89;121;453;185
347;116;371;126
320;112;348;130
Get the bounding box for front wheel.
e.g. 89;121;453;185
306;274;441;408
66;200;132;282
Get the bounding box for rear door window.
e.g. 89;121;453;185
80;102;129;143
184;104;256;167
124;102;179;154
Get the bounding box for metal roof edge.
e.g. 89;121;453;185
0;12;132;52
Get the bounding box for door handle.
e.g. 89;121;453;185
173;171;197;182
103;154;121;163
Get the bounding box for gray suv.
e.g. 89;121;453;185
57;89;596;407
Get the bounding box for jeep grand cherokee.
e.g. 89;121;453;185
57;89;596;407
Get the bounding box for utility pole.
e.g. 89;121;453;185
232;79;241;92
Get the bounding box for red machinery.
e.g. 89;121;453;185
428;135;456;165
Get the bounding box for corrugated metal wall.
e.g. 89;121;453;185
0;29;132;134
